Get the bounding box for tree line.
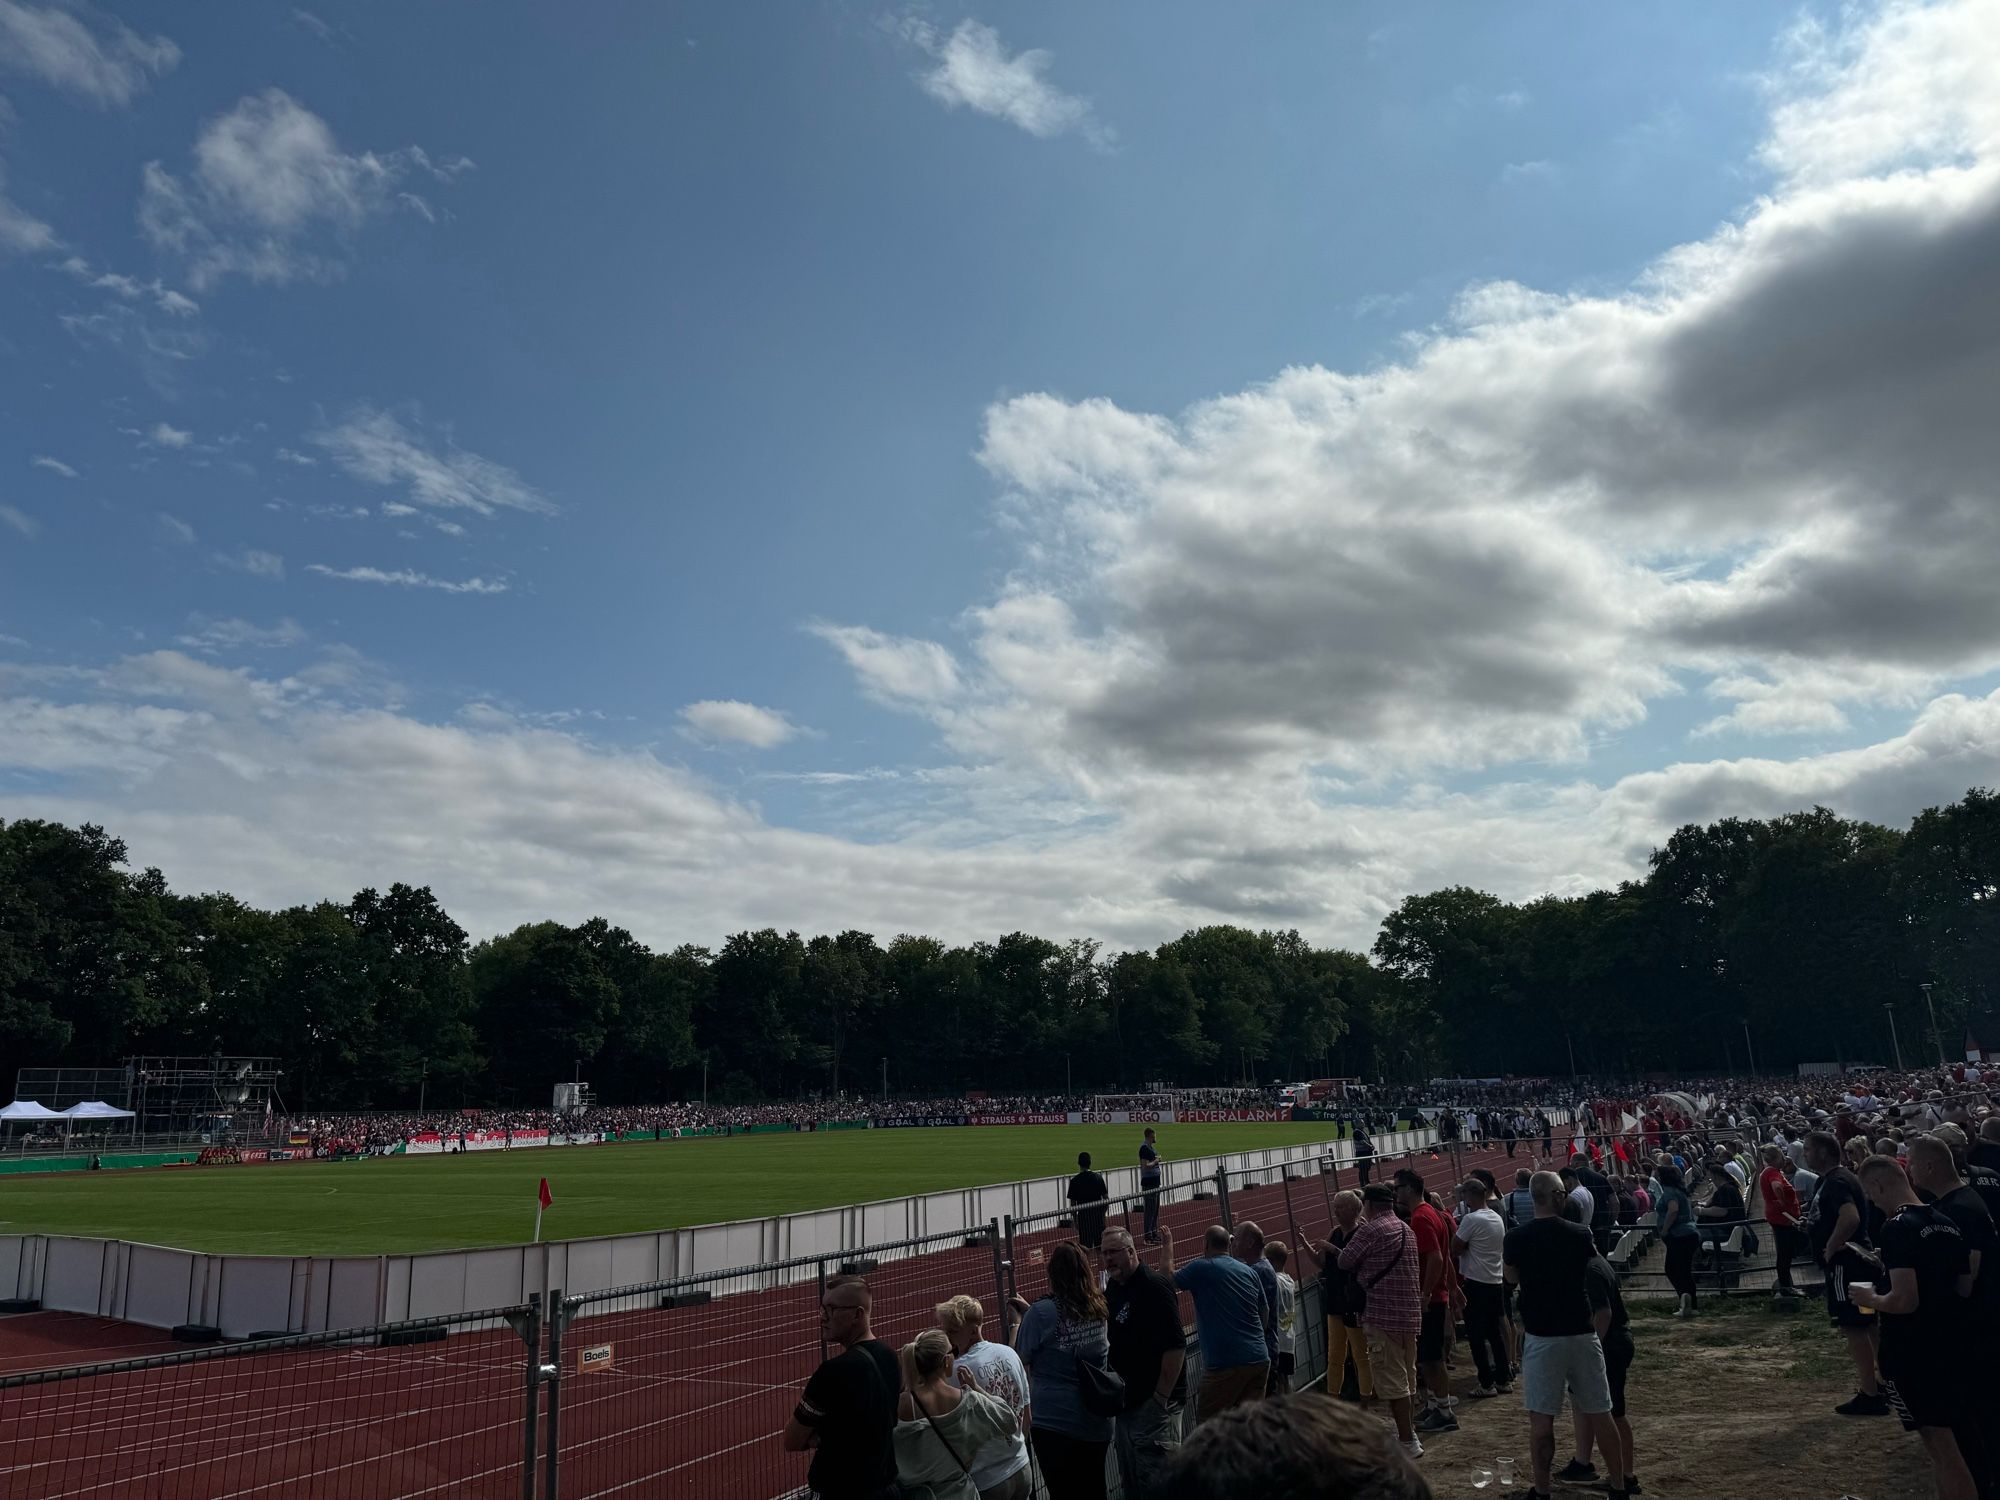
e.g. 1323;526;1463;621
1;792;1994;1108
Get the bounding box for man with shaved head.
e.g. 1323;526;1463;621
782;1275;901;1499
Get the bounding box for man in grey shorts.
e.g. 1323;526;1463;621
1503;1171;1627;1500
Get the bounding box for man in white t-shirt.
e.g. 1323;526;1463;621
1453;1178;1513;1396
936;1293;1031;1499
1561;1165;1594;1226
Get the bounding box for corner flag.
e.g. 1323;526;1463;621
535;1177;553;1242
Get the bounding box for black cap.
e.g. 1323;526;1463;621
1361;1183;1394;1205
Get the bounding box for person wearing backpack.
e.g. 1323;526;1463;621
893;1329;1021;1500
1010;1240;1116;1499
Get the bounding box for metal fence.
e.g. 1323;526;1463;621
0;1304;540;1500
0;1122;1490;1499
544;1223;1012;1498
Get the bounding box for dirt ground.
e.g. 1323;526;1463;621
1409;1297;1932;1500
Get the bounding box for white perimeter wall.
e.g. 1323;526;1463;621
0;1115;1570;1340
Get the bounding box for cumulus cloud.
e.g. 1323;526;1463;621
155;512;195;545
10;1;2000;950
310;407;554;518
902;18;1111;148
149;421;191;449
31;455;77;478
306;563;507;595
678;699;803;749
809;624;962;707
138;90;464;288
0;0;178;107
4;651;1999;950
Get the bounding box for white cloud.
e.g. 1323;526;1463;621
311;407;555;518
0;0;178;107
174;616;306;652
4;651;2000;951
60;251;204;317
1352;290;1415;319
220;548;285;580
903;18;1111;148
0;503;40;538
678;699;803;749
149;421;191;448
275;447;317;466
0;159;56;254
156;512;195;545
31;454;77;478
5;1;1998;950
1499;158;1560;185
138;90;463;288
305;564;507;595
1495;90;1531;112
291;8;334;42
809;624;962;707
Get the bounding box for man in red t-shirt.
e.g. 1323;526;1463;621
1758;1143;1805;1298
1395;1167;1459;1433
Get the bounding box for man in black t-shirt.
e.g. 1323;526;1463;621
1559;1248;1639;1496
1801;1130;1886;1416
1070;1151;1110;1251
1570;1154;1616;1251
1503;1172;1625;1500
782;1275;900;1500
1105;1226;1186;1498
1849;1154;1977;1499
1908;1134;2000;1500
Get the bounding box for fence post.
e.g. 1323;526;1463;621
816;1259;830;1366
1001;1216;1018;1302
517;1292;544;1500
1215;1167;1232;1230
987;1218;1007;1333
540;1296;564;1500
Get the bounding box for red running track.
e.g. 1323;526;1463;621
0;1137;1515;1499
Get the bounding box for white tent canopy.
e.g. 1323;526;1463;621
63;1101;136;1120
0;1100;65;1121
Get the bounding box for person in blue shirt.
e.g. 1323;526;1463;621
1161;1224;1271;1421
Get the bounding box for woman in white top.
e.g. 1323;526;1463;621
936;1294;1032;1500
894;1328;1020;1500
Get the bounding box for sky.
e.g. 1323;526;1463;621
3;0;2000;954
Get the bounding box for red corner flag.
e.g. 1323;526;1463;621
534;1177;553;1242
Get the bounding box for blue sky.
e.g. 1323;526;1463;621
4;1;2000;950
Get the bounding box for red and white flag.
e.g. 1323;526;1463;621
534;1178;553;1242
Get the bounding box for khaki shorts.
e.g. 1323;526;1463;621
1365;1326;1416;1401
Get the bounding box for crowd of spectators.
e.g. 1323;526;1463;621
780;1064;1997;1499
262;1087;1281;1154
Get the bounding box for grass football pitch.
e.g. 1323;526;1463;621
1;1122;1354;1255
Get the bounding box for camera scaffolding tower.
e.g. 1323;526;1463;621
127;1056;288;1140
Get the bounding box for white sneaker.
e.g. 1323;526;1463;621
1401;1437;1424;1460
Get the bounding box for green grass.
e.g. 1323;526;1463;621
0;1123;1345;1255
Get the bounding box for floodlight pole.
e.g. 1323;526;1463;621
1884;1004;1905;1072
1920;983;1945;1068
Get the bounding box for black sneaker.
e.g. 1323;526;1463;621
1557;1460;1600;1482
1625;1479;1642;1495
1834;1391;1890;1416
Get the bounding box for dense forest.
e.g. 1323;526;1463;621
2;792;1995;1108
